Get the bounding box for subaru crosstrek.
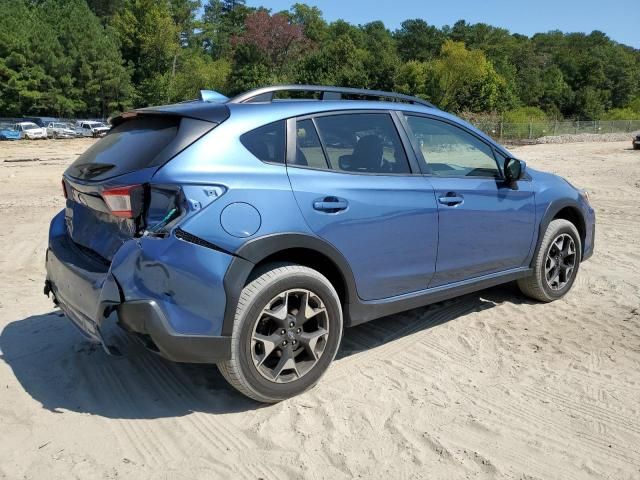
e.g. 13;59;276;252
44;85;595;402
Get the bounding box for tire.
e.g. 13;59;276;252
218;263;343;403
518;219;581;302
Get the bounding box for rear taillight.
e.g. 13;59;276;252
102;185;143;218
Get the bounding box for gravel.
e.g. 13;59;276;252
535;130;640;144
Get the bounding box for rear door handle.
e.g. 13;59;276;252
438;194;464;206
313;197;348;212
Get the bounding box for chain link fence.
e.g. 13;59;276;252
469;119;640;142
3;115;640;143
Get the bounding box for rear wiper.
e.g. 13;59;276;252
71;163;115;179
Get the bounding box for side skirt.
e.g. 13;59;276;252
346;267;531;327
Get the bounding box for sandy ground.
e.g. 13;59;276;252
0;138;639;480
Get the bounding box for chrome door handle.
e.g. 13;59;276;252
438;195;464;206
313;198;348;212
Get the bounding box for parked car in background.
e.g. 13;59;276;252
633;134;640;150
76;121;110;137
45;85;595;403
0;123;21;141
46;122;78;139
14;121;47;139
28;116;57;128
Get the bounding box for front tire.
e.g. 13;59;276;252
218;263;343;403
518;219;581;302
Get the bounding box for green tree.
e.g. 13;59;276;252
396;60;429;98
424;41;515;112
170;54;230;99
2;1;640;119
287;3;328;43
395;19;444;62
360;21;399;90
0;0;132;117
200;0;252;58
111;0;183;104
295;31;369;88
41;0;133;117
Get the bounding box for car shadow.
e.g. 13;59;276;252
337;282;533;359
0;283;534;419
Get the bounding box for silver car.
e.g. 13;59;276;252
76;121;110;138
46;122;78;139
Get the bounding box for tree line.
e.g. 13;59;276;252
1;0;639;121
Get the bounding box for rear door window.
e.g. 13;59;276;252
311;113;410;174
294;119;329;169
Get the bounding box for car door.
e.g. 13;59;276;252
401;114;536;287
285;111;439;301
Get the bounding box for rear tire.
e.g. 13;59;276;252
218;263;343;403
518;219;581;302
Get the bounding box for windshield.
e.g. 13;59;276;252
23;124;39;130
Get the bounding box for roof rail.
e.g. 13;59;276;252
227;85;436;108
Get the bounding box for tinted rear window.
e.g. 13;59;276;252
68;116;180;180
240;121;286;164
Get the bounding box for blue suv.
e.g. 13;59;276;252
45;85;595;402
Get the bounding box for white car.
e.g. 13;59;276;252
46;122;78;139
14;122;47;140
76;121;110;138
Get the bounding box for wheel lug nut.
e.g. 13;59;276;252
282;340;288;346
289;321;295;327
296;328;301;333
292;340;297;345
280;329;286;335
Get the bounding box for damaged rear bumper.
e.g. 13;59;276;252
45;210;232;364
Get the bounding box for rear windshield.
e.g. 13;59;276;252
68;116;180;180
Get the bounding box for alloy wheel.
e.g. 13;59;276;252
250;289;329;384
544;233;577;291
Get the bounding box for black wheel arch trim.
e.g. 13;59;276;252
532;198;586;265
221;232;359;336
220;203;589;337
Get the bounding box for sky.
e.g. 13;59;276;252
246;0;640;48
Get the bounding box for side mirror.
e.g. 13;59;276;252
504;157;526;183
